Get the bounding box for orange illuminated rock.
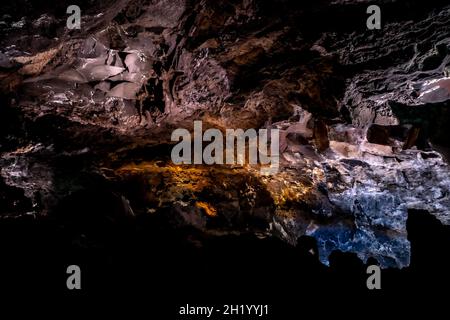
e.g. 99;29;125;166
195;201;217;217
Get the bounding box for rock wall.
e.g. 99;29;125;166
1;0;450;268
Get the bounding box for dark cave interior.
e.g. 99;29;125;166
1;0;450;311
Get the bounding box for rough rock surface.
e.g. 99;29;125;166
1;0;450;268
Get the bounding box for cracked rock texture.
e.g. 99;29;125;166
1;0;450;268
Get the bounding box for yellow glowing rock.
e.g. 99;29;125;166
195;201;217;217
